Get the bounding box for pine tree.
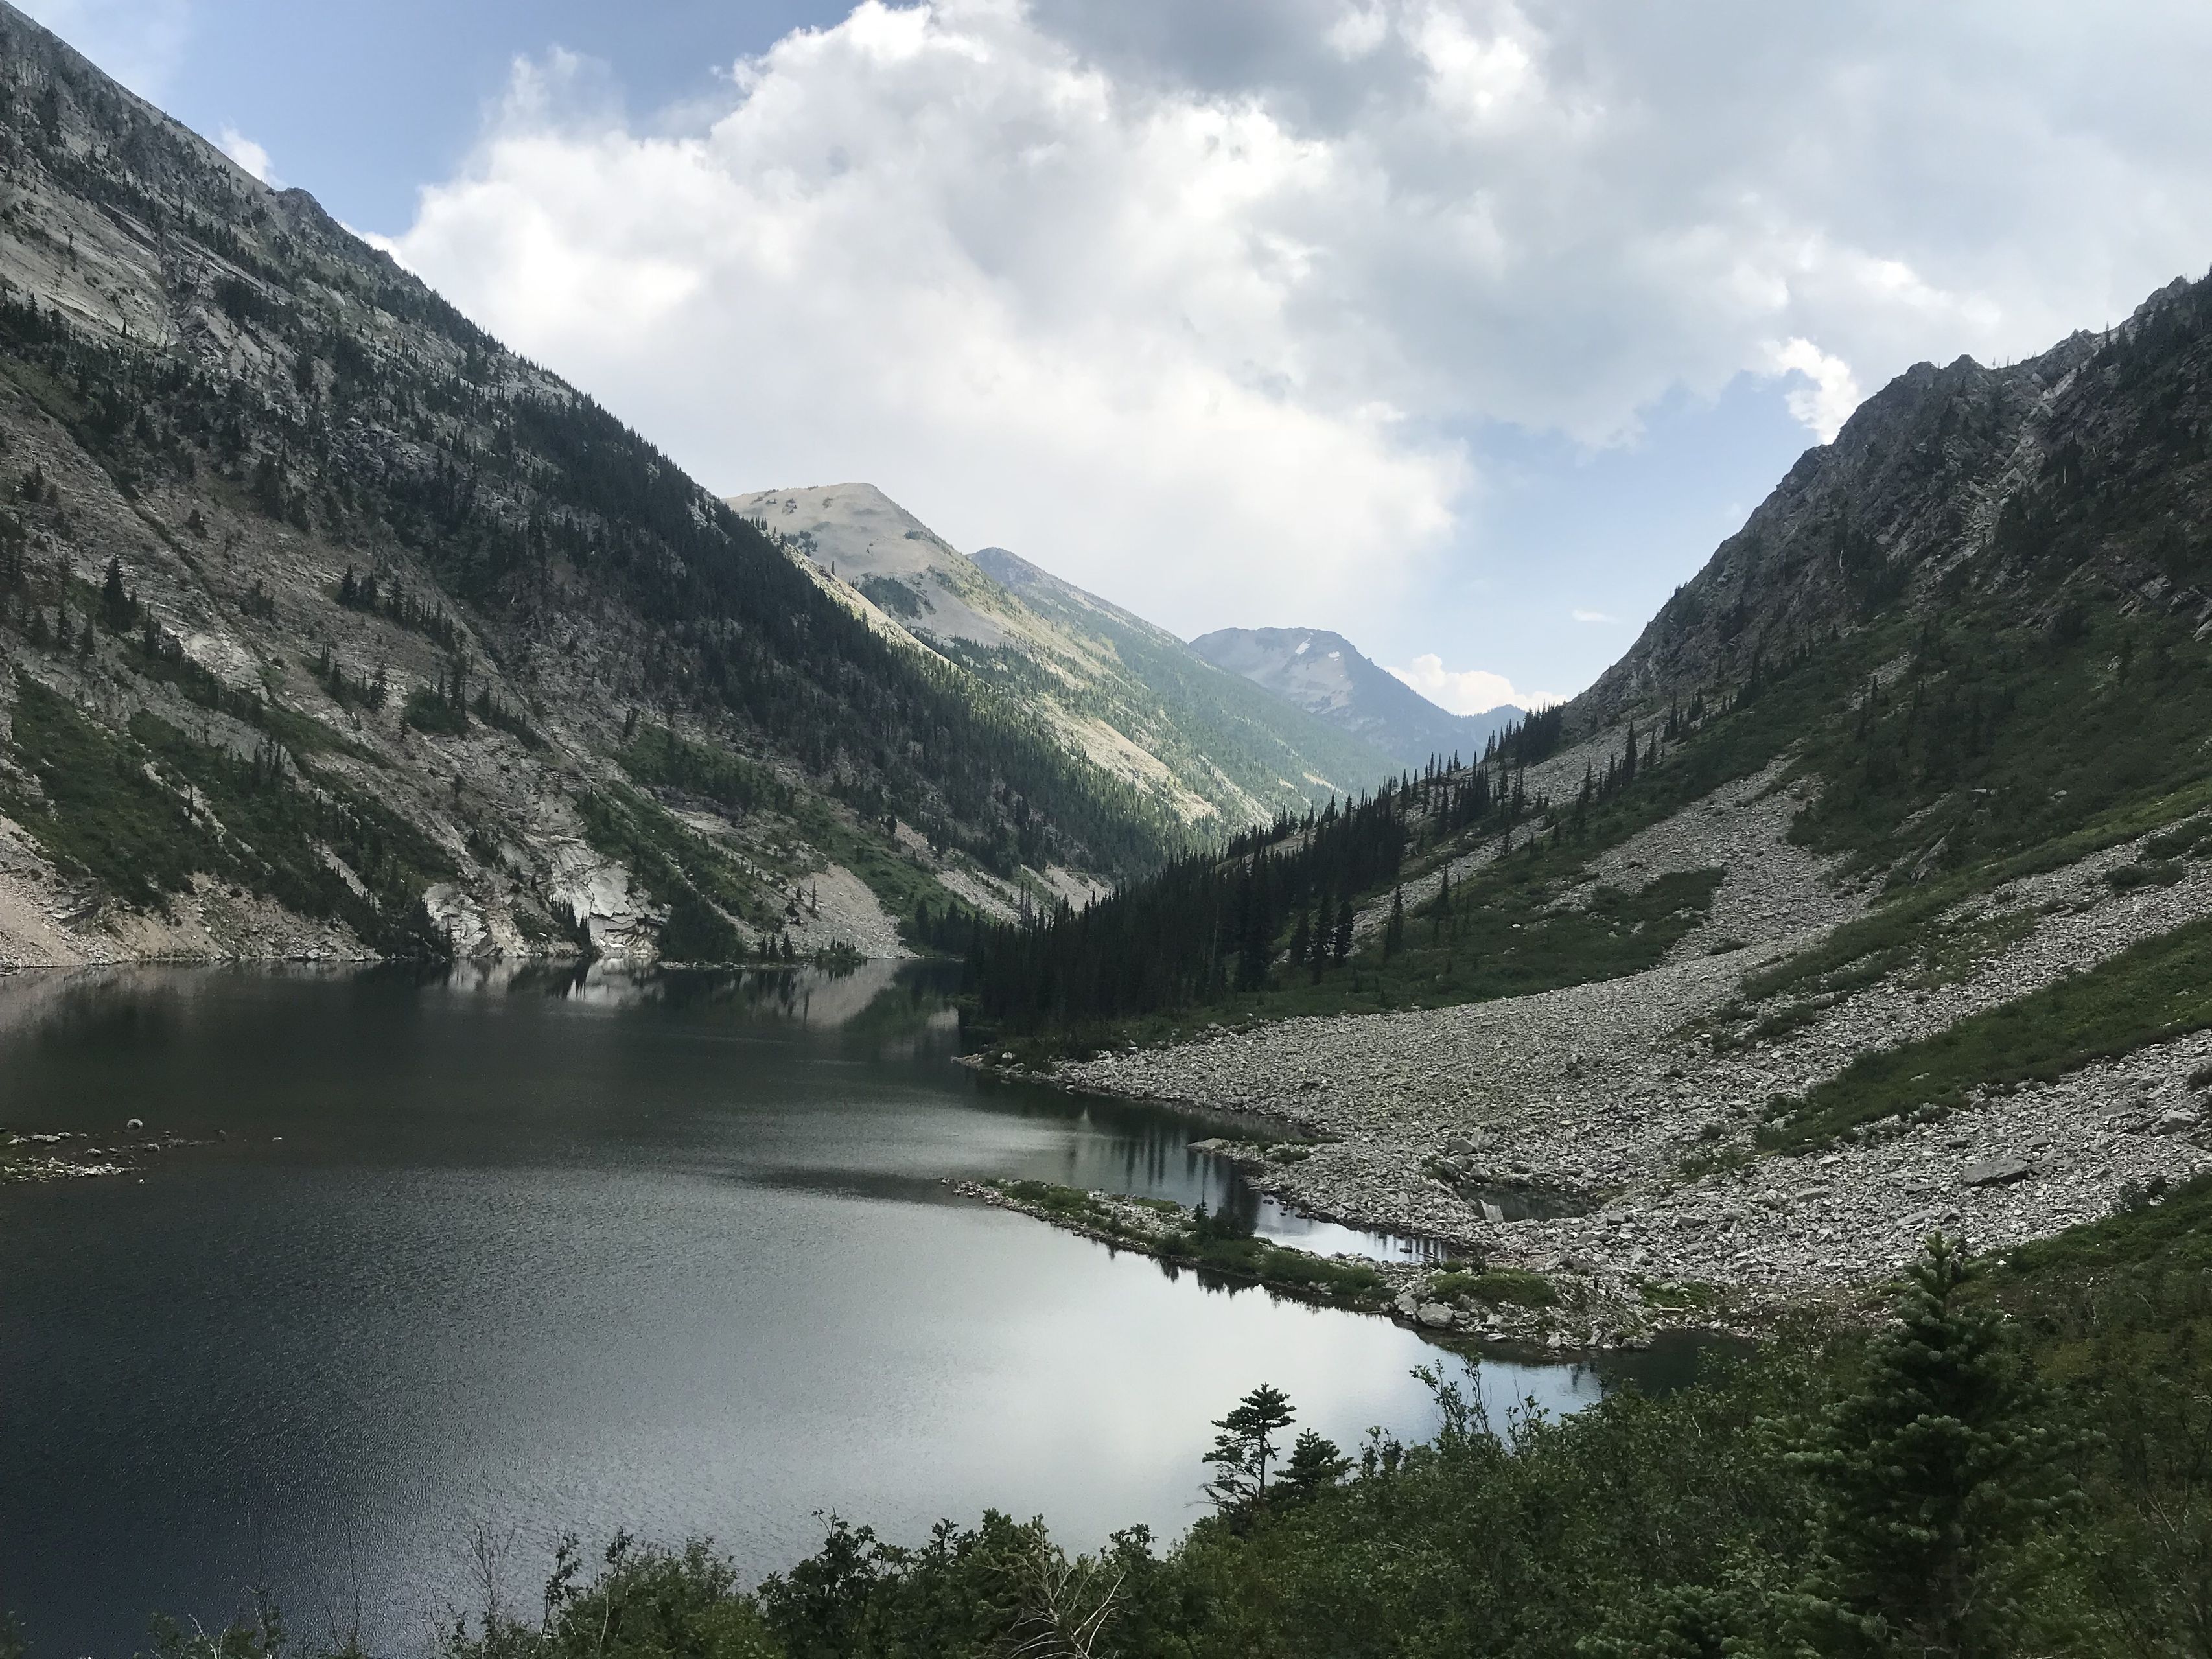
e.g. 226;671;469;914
1793;1234;2079;1656
1287;907;1311;968
1278;1429;1351;1502
99;556;133;631
1332;899;1354;966
1202;1384;1296;1514
1383;887;1405;958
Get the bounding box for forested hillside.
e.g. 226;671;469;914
0;3;1193;967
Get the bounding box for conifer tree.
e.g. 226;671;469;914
1382;887;1405;958
1332;899;1354;966
1793;1234;2078;1656
1278;1428;1351;1502
1203;1384;1296;1514
99;555;133;631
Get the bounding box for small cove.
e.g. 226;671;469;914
0;962;1683;1656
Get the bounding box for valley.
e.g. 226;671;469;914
6;2;2212;1653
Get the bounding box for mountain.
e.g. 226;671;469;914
0;4;1200;967
1573;280;2207;737
728;483;1403;822
968;269;2212;1379
1187;625;1523;771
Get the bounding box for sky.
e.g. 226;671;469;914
22;1;2212;711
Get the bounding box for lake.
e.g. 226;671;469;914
0;962;1648;1657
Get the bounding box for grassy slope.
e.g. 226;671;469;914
1765;908;2212;1149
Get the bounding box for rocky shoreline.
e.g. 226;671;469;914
953;1176;1689;1357
0;1126;203;1183
977;789;2212;1351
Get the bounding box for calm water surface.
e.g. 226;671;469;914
0;963;1647;1657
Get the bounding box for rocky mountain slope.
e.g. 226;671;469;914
1189;625;1522;770
990;269;2212;1347
1576;275;2212;732
728;483;1402;825
0;3;1210;968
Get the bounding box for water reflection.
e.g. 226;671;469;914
0;964;1690;1659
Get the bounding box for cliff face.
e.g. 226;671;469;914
1573;274;2212;731
0;3;1180;966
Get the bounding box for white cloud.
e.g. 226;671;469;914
1326;3;1390;60
1388;653;1556;715
1765;337;1861;442
217;126;279;187
388;0;2212;642
1570;608;1618;624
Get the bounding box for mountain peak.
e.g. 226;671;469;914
1189;626;1521;771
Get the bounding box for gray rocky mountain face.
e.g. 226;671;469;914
1572;275;2212;736
0;3;1196;966
1189;625;1522;772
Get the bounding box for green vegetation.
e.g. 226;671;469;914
620;725;793;818
1165;1233;1387;1299
0;675;449;952
991;1179;1121;1227
130;623;368;760
576;785;773;961
1766;911;2212;1148
854;574;924;619
1449;1268;1559;1308
1;674;222;907
983;1182;1388;1301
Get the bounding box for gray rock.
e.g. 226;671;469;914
2158;1109;2198;1133
1962;1157;2033;1188
1416;1303;1455;1328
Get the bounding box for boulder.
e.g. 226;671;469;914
1961;1156;2033;1188
1416;1303;1455;1328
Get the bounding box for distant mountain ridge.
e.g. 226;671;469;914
728;483;1404;825
1189;626;1523;771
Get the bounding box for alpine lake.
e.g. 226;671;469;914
0;962;1699;1656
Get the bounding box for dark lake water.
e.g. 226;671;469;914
0;962;1663;1658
